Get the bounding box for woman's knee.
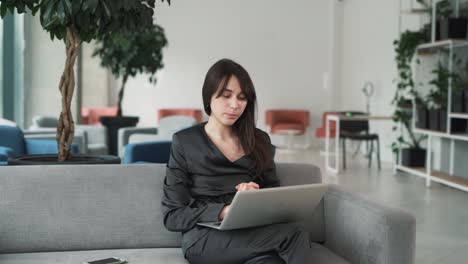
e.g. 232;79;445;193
244;254;285;264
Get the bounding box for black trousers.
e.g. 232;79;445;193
185;223;312;264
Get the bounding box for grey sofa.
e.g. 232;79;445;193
0;163;415;264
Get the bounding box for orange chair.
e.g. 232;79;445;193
315;111;338;138
265;110;310;149
157;108;203;123
81;107;118;125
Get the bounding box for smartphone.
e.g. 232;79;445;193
84;257;127;264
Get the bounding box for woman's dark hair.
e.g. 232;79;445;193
202;58;273;179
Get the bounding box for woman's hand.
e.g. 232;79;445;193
219;205;231;220
219;182;258;220
235;181;259;191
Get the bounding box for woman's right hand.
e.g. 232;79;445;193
235;182;259;191
219;182;260;220
219;205;231;220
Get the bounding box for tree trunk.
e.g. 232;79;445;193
56;26;80;161
117;74;128;117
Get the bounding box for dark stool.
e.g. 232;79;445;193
341;133;381;170
339;111;381;170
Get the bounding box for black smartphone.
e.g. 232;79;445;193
84;257;127;264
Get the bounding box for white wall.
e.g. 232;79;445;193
81;41;111;108
119;0;333;145
0;18;3;117
335;0;402;162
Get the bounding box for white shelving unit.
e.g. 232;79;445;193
396;0;468;192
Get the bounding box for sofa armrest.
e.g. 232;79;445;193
0;146;14;161
118;127;157;157
323;185;415;264
25;139;79;155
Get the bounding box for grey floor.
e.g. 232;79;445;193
274;146;468;264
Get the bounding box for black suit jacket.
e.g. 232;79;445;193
161;122;279;252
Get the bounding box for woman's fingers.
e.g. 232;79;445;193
236;182;259;191
248;182;259;189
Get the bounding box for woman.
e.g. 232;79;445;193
162;59;312;264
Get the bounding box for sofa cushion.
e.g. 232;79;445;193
0;164;181;254
0;248;189;264
0;244;349;264
276;162;325;243
310;243;350;264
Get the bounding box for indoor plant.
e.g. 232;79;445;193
427;62;450;131
0;0;170;162
392;28;428;167
427;60;467;132
92;23;168;155
416;0;466;40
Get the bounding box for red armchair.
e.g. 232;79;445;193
315;111;338;138
265;110;310;149
265;110;310;134
157;108;203;123
81;107;118;125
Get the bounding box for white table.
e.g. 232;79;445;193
325;114;392;174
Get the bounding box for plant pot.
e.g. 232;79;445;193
416;105;429;129
429;109;440;131
99;116;139;156
464;90;468;113
438;17;468;40
8;154;121;165
452;89;464;113
439;109;447;132
451;118;468;133
401;148;426;167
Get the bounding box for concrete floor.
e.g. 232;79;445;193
274;147;468;264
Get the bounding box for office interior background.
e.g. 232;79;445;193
1;0;468;263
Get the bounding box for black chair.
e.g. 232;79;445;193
339;111;381;170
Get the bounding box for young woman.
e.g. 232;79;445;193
162;59;312;264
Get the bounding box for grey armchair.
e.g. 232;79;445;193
28;115;108;155
117;115;197;157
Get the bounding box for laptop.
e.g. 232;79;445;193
197;183;328;230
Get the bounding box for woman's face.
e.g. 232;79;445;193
209;76;248;126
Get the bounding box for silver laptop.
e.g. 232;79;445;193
197;183;328;230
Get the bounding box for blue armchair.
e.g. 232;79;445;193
123;141;172;164
0;125;78;165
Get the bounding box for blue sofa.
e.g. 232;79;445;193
0;125;78;165
123;141;172;164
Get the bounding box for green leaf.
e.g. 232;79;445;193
100;0;111;19
1;4;8;17
62;0;72;16
89;0;98;13
57;1;66;23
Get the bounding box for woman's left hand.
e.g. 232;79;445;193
235;182;259;191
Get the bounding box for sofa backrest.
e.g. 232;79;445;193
0;163;324;254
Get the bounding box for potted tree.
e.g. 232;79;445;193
0;0;170;164
435;0;467;40
416;0;467;40
92;23;168;156
393;29;428;167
